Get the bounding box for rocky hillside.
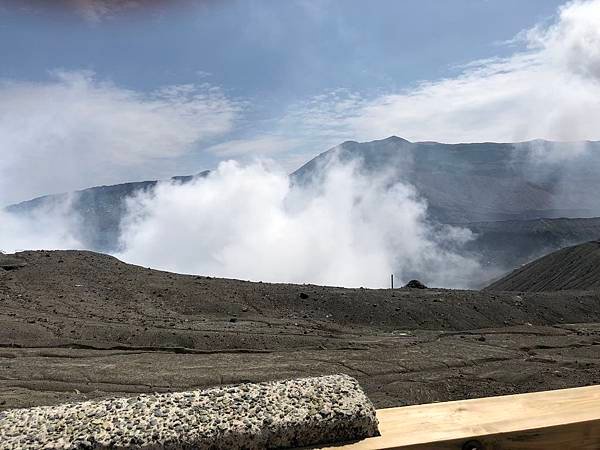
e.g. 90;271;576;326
2;250;600;411
486;241;600;292
292;137;600;223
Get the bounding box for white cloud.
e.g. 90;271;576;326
0;70;239;205
527;0;600;80
277;0;600;146
116;159;485;288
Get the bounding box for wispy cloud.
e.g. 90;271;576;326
0;70;240;205
260;0;600;150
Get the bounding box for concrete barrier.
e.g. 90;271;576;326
0;374;378;449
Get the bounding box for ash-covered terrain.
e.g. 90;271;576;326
487;241;600;292
1;250;600;411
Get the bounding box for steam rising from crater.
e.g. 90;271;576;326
115;159;484;288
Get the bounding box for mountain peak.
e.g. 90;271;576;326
380;135;411;144
338;136;410;148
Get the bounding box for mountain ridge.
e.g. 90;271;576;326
6;171;209;252
5;137;600;276
292;137;600;223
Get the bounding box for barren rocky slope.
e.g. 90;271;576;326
1;250;600;411
486;241;600;292
292;137;600;222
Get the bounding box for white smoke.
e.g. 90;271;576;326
115;159;484;288
528;0;600;81
0;199;83;253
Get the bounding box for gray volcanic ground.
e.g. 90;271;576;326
1;250;600;411
488;241;600;292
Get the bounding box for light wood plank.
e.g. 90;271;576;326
321;385;600;449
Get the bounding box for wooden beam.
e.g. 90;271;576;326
320;385;600;449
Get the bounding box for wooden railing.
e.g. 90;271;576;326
322;385;600;449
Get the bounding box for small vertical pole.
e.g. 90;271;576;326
391;274;394;289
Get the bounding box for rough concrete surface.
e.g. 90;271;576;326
0;374;378;450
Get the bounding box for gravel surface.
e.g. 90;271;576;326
0;374;378;450
2;250;600;412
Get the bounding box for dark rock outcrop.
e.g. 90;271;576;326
404;279;428;289
0;254;27;270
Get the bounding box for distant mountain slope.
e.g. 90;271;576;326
292;136;600;223
465;217;600;270
5;137;600;273
6;172;209;252
485;241;600;292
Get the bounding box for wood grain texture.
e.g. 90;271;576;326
322;385;600;449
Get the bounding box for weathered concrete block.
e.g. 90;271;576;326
0;374;379;449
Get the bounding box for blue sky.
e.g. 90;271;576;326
2;0;600;205
2;1;563;96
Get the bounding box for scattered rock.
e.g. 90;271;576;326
299;292;309;299
405;279;427;289
0;254;27;271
